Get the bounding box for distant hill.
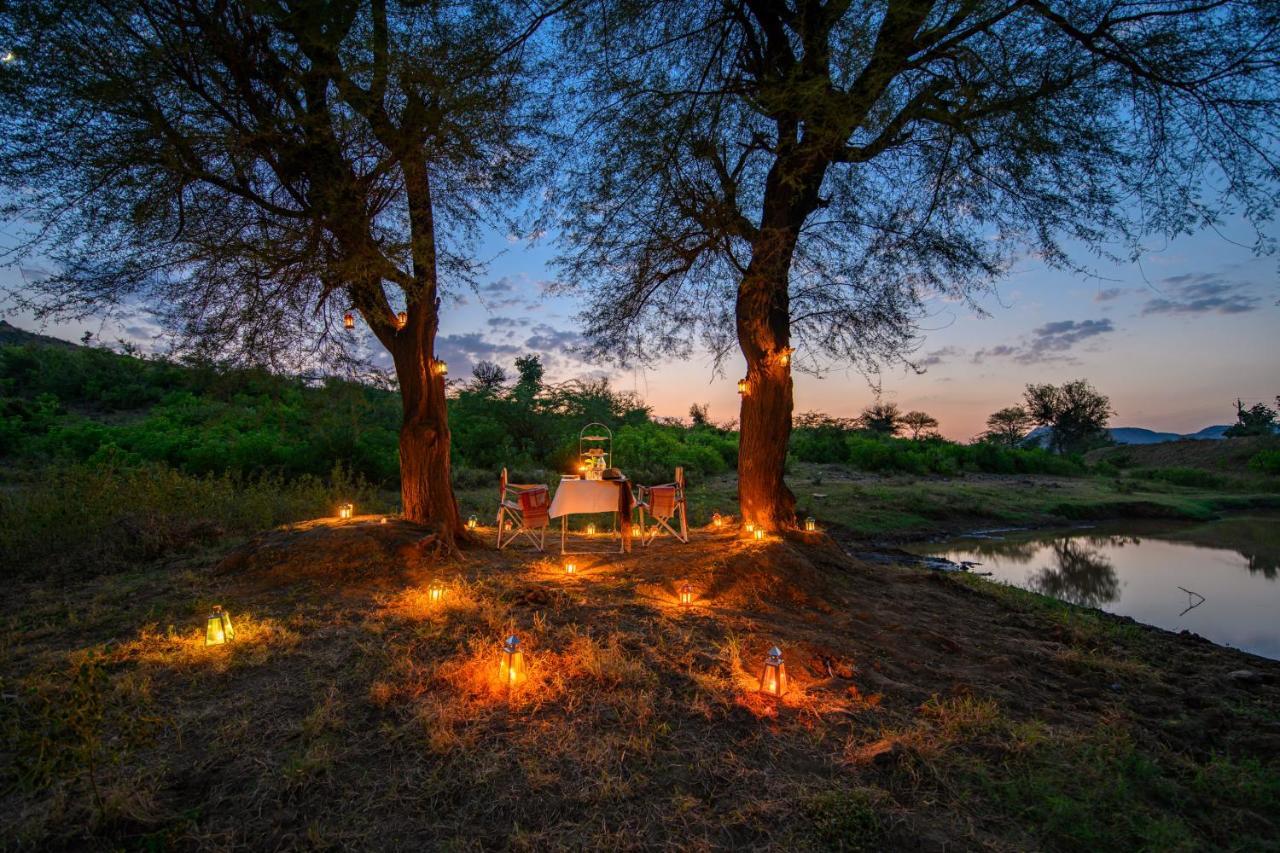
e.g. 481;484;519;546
1087;434;1280;472
1026;423;1238;448
0;320;80;350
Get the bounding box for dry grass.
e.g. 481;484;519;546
2;517;1278;850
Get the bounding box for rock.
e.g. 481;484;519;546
1226;669;1265;686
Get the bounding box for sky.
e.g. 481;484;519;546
3;216;1277;441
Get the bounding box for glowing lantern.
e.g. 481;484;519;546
758;646;787;696
777;347;792;367
428;581;445;604
380;516;387;525
805;517;816;532
753;528;765;541
679;582;694;606
586;523;596;536
338;502;354;520
205;605;235;647
737;378;749;395
745;522;755;533
467;514;478;530
631;523;642;537
498;635;528;688
564;560;577;575
432;359;448;377
395;311;408;329
712;512;723;528
343;312;355;330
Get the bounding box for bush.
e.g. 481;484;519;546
1132;467;1225;489
1249;450;1280;475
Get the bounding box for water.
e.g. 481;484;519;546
910;513;1280;660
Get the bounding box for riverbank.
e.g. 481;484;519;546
2;516;1277;849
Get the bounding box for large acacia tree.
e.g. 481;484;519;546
0;0;554;546
555;0;1279;529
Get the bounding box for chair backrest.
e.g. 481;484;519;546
675;466;685;497
649;485;677;519
499;467;508;501
518;486;551;527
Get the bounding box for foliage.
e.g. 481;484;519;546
1249;450;1280;475
1024;380;1114;454
1225;398;1279;438
858;402;903;437
986;406;1034;447
901;410;939;440
1132;467;1227;489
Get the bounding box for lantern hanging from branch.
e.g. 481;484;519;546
498;635;528;689
678;582;694;606
343;312;355;330
758;646;788;696
205;605;235;647
432;359;448;377
395;311;408;329
805;517;817;532
737;378;749;395
467;514;478;530
428;581;446;604
753;528;765;541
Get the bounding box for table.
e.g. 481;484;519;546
549;478;632;554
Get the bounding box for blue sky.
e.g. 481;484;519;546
4;216;1276;440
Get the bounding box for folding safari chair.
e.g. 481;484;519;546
496;468;550;551
635;466;688;545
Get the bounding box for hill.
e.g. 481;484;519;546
0;319;80;349
1087;434;1280;473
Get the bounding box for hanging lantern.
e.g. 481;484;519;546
498;635;528;688
428;581;445;604
432;359;448;377
712;512;723;528
737;378;749;395
753;527;765;541
758;646;787;696
204;605;235;647
805;516;817;532
586;523;596;536
776;347;792;367
343;312;355;330
678;582;694;606
395;311;408;329
564;560;577;575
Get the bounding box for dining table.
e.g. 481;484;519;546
549;476;633;554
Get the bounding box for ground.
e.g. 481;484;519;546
3;500;1278;851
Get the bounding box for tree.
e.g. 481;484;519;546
1224;398;1278;437
470;361;509;396
1023;380;1113;454
985;406;1033;448
555;0;1280;529
901;410;939;440
859;402;903;437
689;402;711;427
0;0;553;546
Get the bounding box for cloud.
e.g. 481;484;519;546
480;276;517;295
523;323;586;356
486;317;531;329
918;346;963;368
973;318;1115;365
1093;288;1126;303
1140;273;1260;316
433;332;522;376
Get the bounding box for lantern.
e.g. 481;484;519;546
753;527;765;541
805;516;817;532
467;514;478;530
712;512;723;528
205;605;235;647
428;581;445;604
737;378;749;395
432;359;448;377
395;311;408;329
678;582;694;606
586;523;596;536
745;522;755;533
776;347;792;367
343;311;355;330
380;516;388;525
758;646;787;696
337;502;354;520
631;523;642;538
564;560;577;575
498;635;528;688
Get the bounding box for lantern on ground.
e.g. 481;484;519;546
338;502;354;520
679;582;694;606
428;581;446;604
712;512;723;528
753;527;765;541
564;560;577;575
467;514;478;530
498;635;528;688
380;516;387;525
205;605;235;647
737;378;749;395
343;311;355;330
805;517;816;532
631;523;642;537
586;523;596;536
745;522;755;534
758;646;787;696
395;311;408;329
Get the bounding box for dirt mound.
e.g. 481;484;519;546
1088;435;1278;472
698;533;870;613
215;516;439;590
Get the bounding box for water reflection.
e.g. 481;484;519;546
1027;539;1120;608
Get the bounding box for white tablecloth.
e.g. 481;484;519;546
549;479;627;518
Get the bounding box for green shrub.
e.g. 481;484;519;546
1133;467;1225;489
1248;450;1280;475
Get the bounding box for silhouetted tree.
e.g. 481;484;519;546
1225;398;1278;437
689;402;711;427
901;410;939;440
470;361;509;395
985;406;1033;447
859;402;903;437
1024;380;1112;454
0;0;556;546
555;0;1280;529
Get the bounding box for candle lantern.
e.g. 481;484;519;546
428;581;446;604
395;311;408;329
712;512;723;528
758;646;788;696
678;582;694;606
753;527;765;541
467;514;478;530
631;523;642;537
745;522;755;533
343;312;355;330
586;523;596;536
776;347;792;367
498;635;528;688
205;605;235;647
737;378;749;395
432;359;448;377
380;516;388;525
805;517;816;532
564;560;577;575
338;502;354;520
